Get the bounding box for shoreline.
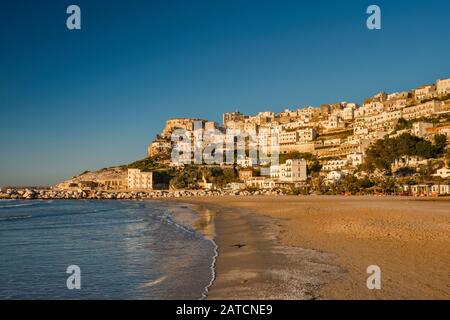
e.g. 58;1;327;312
2;195;449;299
173;200;344;300
171;196;450;300
2;187;450;201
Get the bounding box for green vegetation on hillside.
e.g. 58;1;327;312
394;113;450;131
363;133;447;171
127;156;170;172
169;165;239;189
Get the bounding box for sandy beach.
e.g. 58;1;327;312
174;196;450;300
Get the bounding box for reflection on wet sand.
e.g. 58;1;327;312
191;207;216;241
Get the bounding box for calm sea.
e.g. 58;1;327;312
0;199;216;299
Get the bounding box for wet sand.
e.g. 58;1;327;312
174;196;450;300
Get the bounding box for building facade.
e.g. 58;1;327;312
127;169;153;190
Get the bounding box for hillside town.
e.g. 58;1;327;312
144;77;450;197
3;77;450;200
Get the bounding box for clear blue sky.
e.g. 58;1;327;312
1;0;450;186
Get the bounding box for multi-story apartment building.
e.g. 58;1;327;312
237;156;255;168
322;159;348;171
223;111;245;127
340;103;357;120
436;78;450;96
127;169;153;190
392;156;427;171
362;101;384;116
204;121;219;131
372;92;388;102
346;152;365;167
281;120;308;130
245;177;276;189
354;107;365;118
387;91;410;101
323;138;342;147
239;168;254;181
412;122;434;138
363;110;402;130
316;139;370;158
99;178;127;191
384;98;409;112
353;126;369;136
322;115;345;130
414;85;436;101
270;159;307;182
279;142;315;154
278;130;298;145
437;124;450;140
402;101;442;120
279;159;307;182
297;128;317;142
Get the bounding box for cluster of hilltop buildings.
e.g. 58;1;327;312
146;77;450;191
57;78;450;195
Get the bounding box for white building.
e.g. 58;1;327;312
270;165;280;179
326;171;345;183
392;155;427;170
278;131;298;145
384;98;409;112
323;138;342;147
436;125;450;140
237;157;255;168
414;85;436;101
433;167;450;179
387;91;409;101
412;122;433;137
271;159;307;182
297;128;317;142
431;184;450;195
340;104;357;120
409;184;450;196
346;152;364;167
364;111;402;130
245;177;276;189
127;169;153;190
402;101;442;120
323;159;348;171
436;78;450;96
324;115;345;130
225;182;246;191
362;101;384;116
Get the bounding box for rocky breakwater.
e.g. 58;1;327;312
0;188;286;200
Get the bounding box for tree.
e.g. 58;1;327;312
433;134;447;157
341;175;360;194
308;160;322;174
395;118;411;131
364;133;437;172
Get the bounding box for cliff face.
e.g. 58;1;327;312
55;167;127;190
